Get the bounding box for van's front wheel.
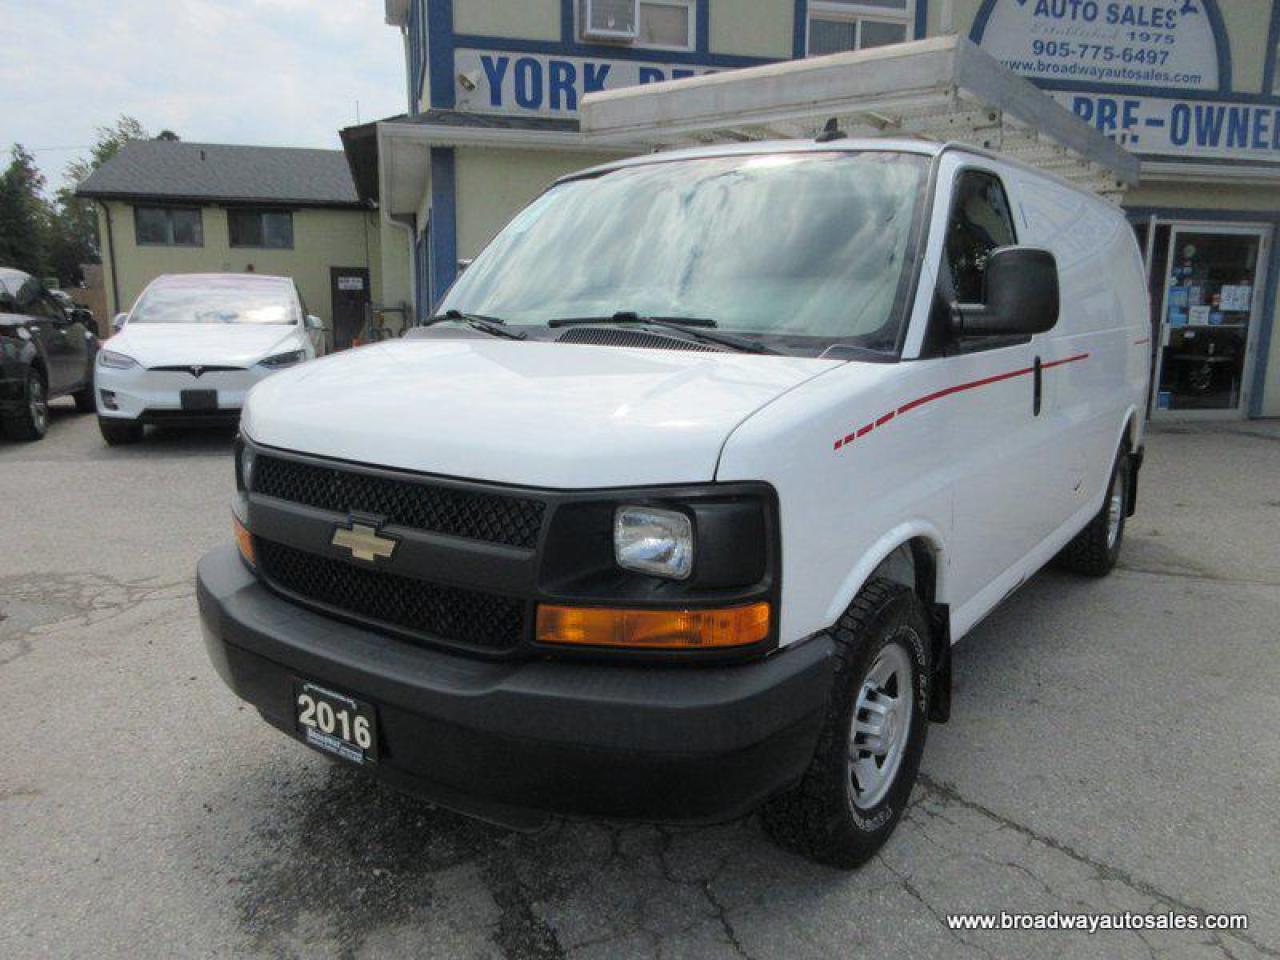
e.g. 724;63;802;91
761;578;931;868
1056;445;1130;577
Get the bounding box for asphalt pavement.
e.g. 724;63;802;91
1;404;1277;959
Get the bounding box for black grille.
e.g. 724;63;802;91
253;455;545;549
557;327;720;352
257;539;526;652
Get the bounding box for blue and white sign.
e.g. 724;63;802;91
454;49;713;116
974;1;1225;92
1055;91;1280;161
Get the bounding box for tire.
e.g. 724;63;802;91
2;369;49;442
761;578;932;869
72;381;96;413
98;416;144;446
1055;445;1130;577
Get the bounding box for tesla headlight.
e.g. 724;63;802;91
98;349;137;369
260;350;306;368
614;506;693;580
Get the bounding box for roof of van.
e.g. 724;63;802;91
558;139;1123;207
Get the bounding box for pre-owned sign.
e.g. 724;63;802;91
1055;91;1280;162
454;49;713;116
974;1;1224;92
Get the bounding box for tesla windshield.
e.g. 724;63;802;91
439;151;930;353
130;280;297;325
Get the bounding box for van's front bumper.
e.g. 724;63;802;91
197;545;834;829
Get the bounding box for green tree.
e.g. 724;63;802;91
56;117;174;283
0;144;50;275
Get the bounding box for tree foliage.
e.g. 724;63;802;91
0;117;177;286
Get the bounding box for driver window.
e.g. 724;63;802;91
27;295;62;322
946;171;1017;303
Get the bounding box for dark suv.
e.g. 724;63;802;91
0;268;98;441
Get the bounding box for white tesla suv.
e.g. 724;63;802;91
95;273;326;445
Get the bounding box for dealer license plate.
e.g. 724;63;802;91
181;389;218;411
293;681;378;764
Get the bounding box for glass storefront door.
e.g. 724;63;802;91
1152;225;1270;418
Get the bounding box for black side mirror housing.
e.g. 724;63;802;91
952;246;1060;338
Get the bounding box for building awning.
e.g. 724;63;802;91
342;110;625;215
580;36;1139;200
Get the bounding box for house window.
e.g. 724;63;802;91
228;209;295;250
134;206;203;247
807;0;912;56
639;0;694;50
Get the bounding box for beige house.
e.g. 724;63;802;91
77;141;402;349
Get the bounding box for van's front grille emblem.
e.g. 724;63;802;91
331;521;398;563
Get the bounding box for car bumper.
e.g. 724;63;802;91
95;363;278;421
197;544;834;829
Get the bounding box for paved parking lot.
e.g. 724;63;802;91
2;404;1278;960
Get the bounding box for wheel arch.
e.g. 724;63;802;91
824;522;953;723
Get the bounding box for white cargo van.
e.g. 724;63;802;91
198;137;1149;867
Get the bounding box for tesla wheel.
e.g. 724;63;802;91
72;382;96;412
2;370;49;442
1055;445;1129;577
761;578;931;868
99;416;144;446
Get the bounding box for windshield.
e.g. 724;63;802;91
130;281;298;325
440;151;930;353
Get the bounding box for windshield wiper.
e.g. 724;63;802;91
424;309;527;341
549;312;777;355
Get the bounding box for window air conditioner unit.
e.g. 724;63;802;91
582;0;639;42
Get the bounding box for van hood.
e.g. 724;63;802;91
242;339;840;488
108;323;302;368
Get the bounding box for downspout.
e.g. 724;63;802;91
377;124;419;323
99;200;121;317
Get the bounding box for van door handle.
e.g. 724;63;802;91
1033;356;1043;417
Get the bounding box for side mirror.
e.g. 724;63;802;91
304;314;324;331
457;258;474;273
952;246;1059;338
112;313;129;333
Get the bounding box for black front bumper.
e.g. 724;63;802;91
197;545;834;829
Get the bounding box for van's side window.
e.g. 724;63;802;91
945;171;1016;303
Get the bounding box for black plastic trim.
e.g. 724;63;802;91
239;437;781;664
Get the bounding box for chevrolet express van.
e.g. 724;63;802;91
197;138;1150;867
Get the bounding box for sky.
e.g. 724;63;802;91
0;0;406;193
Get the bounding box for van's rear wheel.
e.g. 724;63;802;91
1056;445;1129;577
761;578;931;868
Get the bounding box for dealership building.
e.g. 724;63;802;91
348;0;1280;420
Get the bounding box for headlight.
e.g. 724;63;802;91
260;350;306;368
236;440;257;492
614;506;693;580
98;349;137;369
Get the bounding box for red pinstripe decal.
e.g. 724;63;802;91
833;353;1091;453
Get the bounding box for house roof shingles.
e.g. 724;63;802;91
76;141;365;208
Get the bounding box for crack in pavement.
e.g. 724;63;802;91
0;571;193;665
916;774;1279;959
1116;565;1280;589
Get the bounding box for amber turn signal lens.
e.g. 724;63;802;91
536;602;771;650
233;515;256;567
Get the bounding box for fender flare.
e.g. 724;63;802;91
823;519;950;628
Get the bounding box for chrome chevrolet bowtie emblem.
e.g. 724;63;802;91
331;522;398;563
